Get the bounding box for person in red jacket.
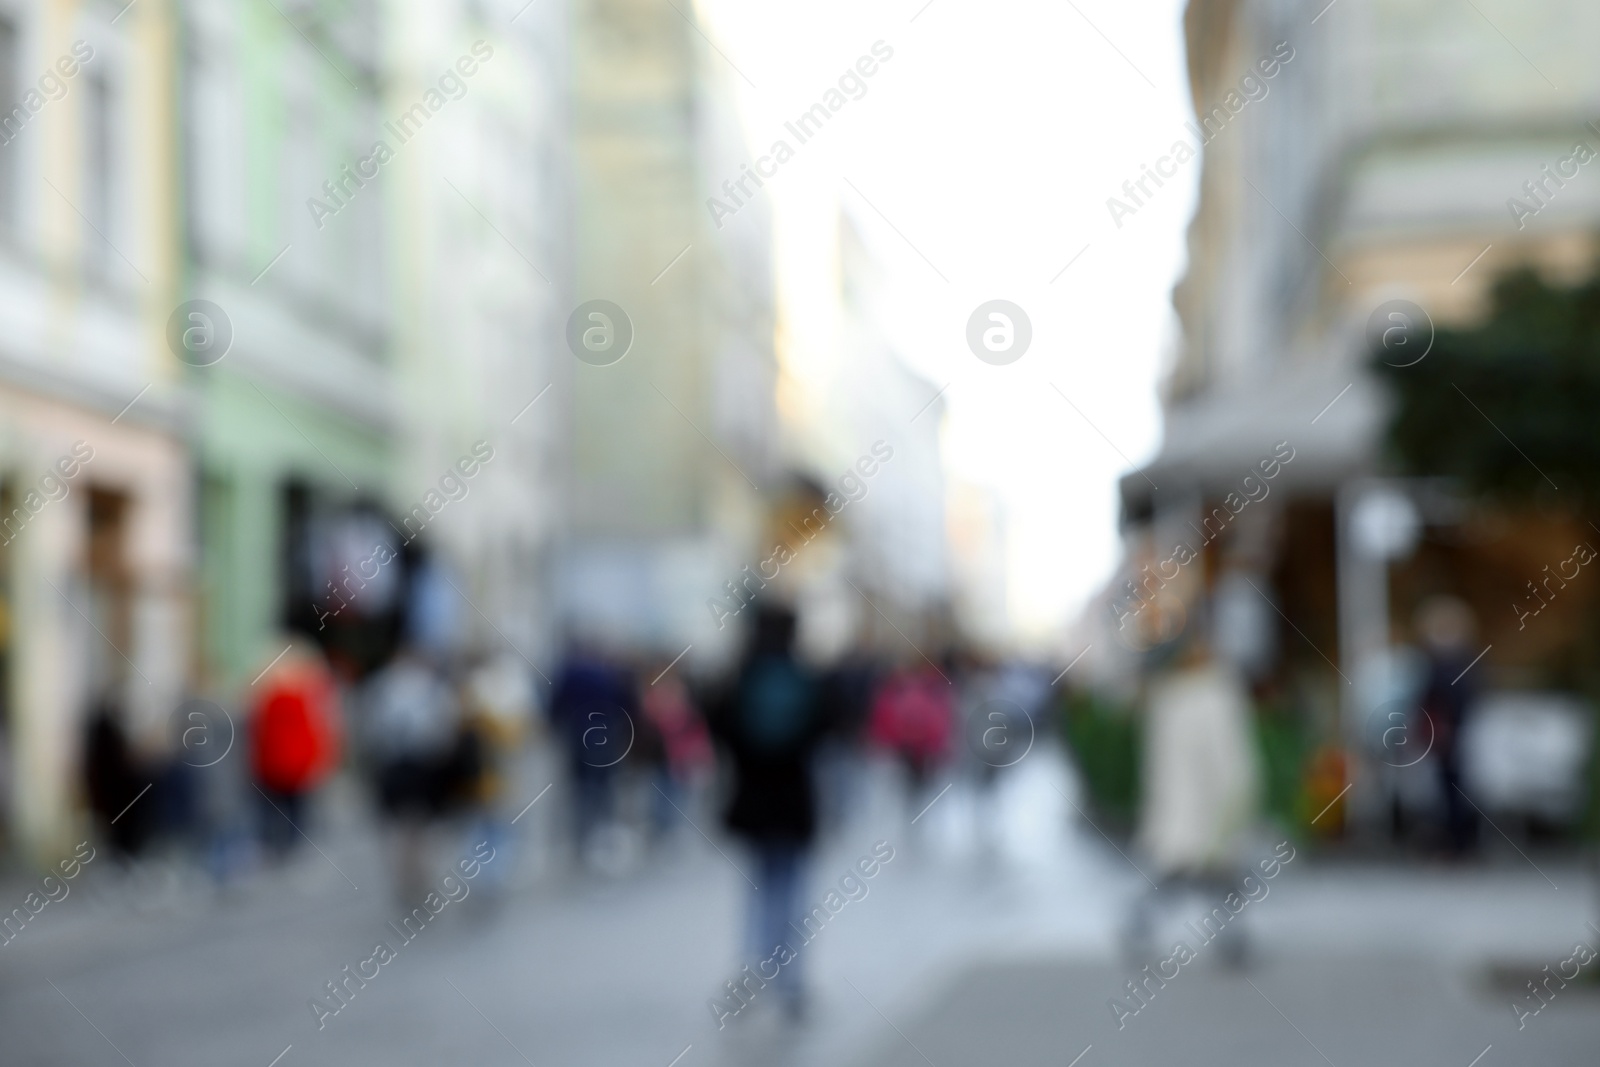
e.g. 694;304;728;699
866;656;955;808
249;639;342;860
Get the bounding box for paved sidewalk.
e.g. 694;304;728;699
853;955;1600;1067
2;742;1594;1067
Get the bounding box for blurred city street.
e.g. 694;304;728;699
3;0;1600;1060
7;744;1598;1066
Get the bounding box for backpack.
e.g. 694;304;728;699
738;657;815;753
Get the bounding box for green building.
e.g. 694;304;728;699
182;0;396;688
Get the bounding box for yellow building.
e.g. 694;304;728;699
0;0;190;859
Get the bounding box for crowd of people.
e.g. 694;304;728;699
67;582;1515;1021
80;637;534;902
64;569;1547;1032
75;601;1055;935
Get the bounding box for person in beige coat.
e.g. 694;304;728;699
1123;625;1262;965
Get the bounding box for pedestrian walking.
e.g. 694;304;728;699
248;640;342;862
637;657;712;843
549;638;638;867
1124;624;1261;966
84;697;153;861
709;604;827;1021
1415;596;1480;857
361;644;459;901
866;654;955;826
453;652;535;891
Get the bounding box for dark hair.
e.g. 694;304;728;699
750;602;798;657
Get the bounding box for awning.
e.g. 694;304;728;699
1121;359;1388;523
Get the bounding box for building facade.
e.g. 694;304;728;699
0;0;190;857
1108;0;1600;827
381;0;570;671
184;0;396;687
563;0;778;663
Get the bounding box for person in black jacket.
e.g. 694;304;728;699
710;603;828;1020
1415;597;1479;857
84;699;151;860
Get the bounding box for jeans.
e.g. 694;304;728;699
749;842;807;1004
256;785;306;860
1439;756;1477;855
570;761;614;853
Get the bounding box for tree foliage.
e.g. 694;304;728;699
1375;266;1600;508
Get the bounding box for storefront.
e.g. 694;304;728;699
0;386;191;860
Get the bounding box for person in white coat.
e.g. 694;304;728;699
1124;625;1262;965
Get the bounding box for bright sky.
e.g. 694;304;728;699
699;0;1197;646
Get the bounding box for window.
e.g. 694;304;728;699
82;69;113;279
